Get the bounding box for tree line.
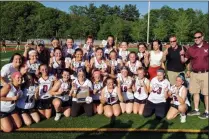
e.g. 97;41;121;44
0;1;208;43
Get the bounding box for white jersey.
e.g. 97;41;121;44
27;60;41;74
1;63;18;84
119;50;129;61
94;57;107;70
49;47;54;53
66;48;75;56
52;57;62;69
170;85;190;106
104;86;119;105
1;84;23;112
109;59;121;67
65;57;72;64
54;79;71;101
148;77;170;104
17;85;37;109
104;47;113;55
38;75;55;99
72;79;93;102
127;60;142;74
92;81;103;100
117;74;134;101
134;77;149;100
72;59;85;70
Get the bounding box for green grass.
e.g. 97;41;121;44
0;50;23;59
0;49;24;69
0;47;208;139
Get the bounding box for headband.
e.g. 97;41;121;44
177;75;185;81
157;69;165;73
28;50;37;55
93;71;101;76
11;72;21;79
121;66;129;71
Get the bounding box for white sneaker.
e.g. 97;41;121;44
180;115;186;123
54;113;62;121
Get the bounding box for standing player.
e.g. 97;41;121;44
108;50;123;75
126;52;142;76
70;48;91;80
26;50;41;77
118;42;129;64
49;48;65;79
1;53;23;86
15;38;21;50
1;38;6;53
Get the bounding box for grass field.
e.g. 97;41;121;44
0;46;208;139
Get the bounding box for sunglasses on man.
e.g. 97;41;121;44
194;36;202;39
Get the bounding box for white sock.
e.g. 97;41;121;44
181;113;185;116
205;110;208;114
195;108;199;111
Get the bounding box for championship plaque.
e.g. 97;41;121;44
76;86;90;103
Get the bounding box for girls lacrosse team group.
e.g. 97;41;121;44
0;35;192;132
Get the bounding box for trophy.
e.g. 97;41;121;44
76;86;90;103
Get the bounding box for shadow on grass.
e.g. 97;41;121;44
75;116;133;139
197;125;209;139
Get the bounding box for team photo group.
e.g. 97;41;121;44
0;31;208;133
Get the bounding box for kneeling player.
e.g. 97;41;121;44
49;69;72;121
166;74;190;123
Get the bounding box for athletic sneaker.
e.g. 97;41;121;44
187;110;200;116
180;115;186;123
198;112;209;119
54;113;62;121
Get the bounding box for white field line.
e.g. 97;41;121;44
1;58;10;61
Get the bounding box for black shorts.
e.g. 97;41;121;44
2;44;6;47
62;99;72;107
0;109;17;118
171;104;178;110
124;99;134;103
93;100;101;104
143;100;167;119
171;104;189;110
134;98;147;104
36;98;52;110
16;107;37;114
104;100;120;106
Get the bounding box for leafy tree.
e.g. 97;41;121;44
174;12;191;43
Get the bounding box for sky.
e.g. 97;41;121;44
40;1;208;16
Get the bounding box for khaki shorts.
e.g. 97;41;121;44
189;72;208;95
167;71;184;85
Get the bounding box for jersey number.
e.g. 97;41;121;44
153;87;162;94
43;85;48;93
137;87;141;94
25;95;34;103
173;95;178;101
